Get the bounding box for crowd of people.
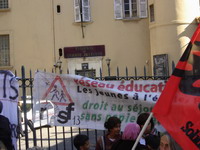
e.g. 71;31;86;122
73;113;182;150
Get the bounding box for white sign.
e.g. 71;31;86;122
0;70;19;150
33;71;166;130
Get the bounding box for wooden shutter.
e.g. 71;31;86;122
139;0;147;18
82;0;91;22
114;0;123;19
74;0;81;22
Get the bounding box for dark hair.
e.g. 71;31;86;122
104;116;121;131
74;134;89;150
145;134;160;149
0;101;3;113
136;113;154;130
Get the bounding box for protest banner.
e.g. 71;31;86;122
152;24;200;150
33;71;165;130
0;70;19;150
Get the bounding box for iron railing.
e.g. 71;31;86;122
16;63;173;150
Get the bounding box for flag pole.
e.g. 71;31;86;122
131;112;153;150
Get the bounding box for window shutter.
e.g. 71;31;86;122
82;0;91;22
74;0;81;22
114;0;123;19
139;0;147;18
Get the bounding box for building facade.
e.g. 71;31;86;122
0;0;199;77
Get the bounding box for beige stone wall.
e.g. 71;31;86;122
0;0;150;75
0;0;199;77
149;0;199;75
53;0;151;76
0;0;55;73
0;0;151;76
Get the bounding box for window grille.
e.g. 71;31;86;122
0;0;9;9
150;4;155;22
0;35;10;66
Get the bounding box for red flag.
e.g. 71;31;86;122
152;24;200;150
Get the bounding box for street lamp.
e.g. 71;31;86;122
54;48;63;74
54;60;62;74
106;58;111;76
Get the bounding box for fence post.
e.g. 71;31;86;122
126;67;128;80
29;69;37;147
21;66;29;149
99;68;102;80
134;66;137;77
106;58;111;76
117;67;119;80
144;66;147;79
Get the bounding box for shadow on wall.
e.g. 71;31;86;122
178;19;199;42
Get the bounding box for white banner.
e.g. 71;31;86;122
0;70;19;150
33;71;166;130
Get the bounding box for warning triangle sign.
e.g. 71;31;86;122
42;76;73;105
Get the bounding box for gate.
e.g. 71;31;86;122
17;64;173;150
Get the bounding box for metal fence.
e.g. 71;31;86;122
16;64;173;150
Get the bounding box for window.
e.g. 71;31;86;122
114;0;147;20
0;0;9;9
124;0;137;18
74;0;91;22
149;4;155;22
0;35;10;66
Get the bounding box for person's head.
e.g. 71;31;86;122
122;123;140;140
0;101;3;113
104;116;121;136
159;133;182;150
145;134;160;150
74;134;89;150
136;113;154;135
